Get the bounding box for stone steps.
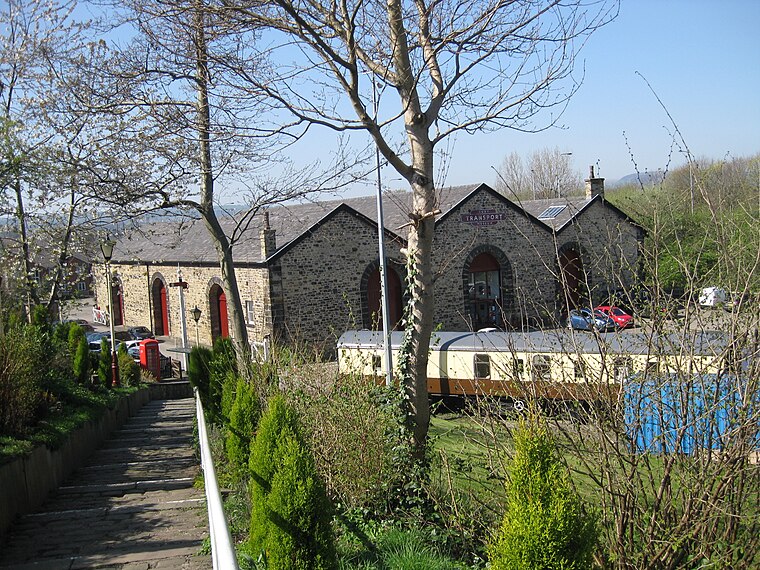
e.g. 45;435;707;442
0;397;210;569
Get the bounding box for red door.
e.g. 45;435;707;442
160;286;169;335
218;291;229;338
152;280;169;336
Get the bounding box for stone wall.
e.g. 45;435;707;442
94;263;272;348
433;190;557;329
93;190;642;351
275;208;405;351
556;199;642;304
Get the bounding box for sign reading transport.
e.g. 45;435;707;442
460;208;505;227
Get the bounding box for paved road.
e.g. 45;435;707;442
0;399;210;569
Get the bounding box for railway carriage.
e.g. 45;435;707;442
337;329;729;409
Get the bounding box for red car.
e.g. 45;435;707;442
594;305;634;329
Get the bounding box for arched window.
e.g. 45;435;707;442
362;262;404;330
462;246;514;330
209;283;229;342
151;277;169;336
466;252;501;329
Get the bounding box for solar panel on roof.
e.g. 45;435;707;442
537;205;567;219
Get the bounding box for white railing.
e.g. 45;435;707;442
194;388;239;569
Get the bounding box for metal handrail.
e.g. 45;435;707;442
194;388;239;569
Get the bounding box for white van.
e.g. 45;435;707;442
698;286;727;307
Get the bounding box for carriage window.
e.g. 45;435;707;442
371;354;382;372
512;358;524;379
532;355;551;382
613;357;632;383
474;354;491;379
574;359;586;381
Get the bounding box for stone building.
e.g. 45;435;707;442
93;173;643;352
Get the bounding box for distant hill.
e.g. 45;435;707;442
610;170;666;188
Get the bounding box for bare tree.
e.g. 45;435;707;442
81;0;361;370
229;0;618;455
495;147;583;199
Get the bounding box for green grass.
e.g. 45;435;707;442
336;523;471;570
429;412;509;497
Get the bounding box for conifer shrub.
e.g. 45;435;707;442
188;345;213;408
73;336;91;385
67;323;85;359
488;422;598;570
206;338;237;423
220;370;238;423
97;338;111;387
226;377;259;473
117;343;141;387
248;395;337;570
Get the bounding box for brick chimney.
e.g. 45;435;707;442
260;210;276;259
585;165;605;200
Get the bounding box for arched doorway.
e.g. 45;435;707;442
209;284;229;342
558;245;586;310
364;264;403;330
465;252;503;330
151;278;169;336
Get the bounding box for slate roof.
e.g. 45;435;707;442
110;183;617;265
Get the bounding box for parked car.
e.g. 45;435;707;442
86;331;140;353
63;318;95;333
128;326;155;340
567;309;616;332
594;305;634;329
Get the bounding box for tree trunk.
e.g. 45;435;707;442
194;2;251;372
13;173;40;314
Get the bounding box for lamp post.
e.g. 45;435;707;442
100;236;120;387
191;305;202;346
371;78;393;387
557;152;573;198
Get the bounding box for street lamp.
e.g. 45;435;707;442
191;305;202;346
100;236;119;387
557;152;573;198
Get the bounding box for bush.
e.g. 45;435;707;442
226;377;259;473
98;338;112;387
73;337;91;385
220;370;238;423
291;372;406;513
117;343;141;387
67;323;85;360
206;338;237;424
0;327;45;436
188;345;213;410
488;422;598;570
248;395;337;569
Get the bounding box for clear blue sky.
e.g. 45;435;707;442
442;0;760;187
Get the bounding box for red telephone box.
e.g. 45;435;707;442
139;339;161;379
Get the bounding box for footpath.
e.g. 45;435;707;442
0;398;210;569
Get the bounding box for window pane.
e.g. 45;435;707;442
474;353;490;379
